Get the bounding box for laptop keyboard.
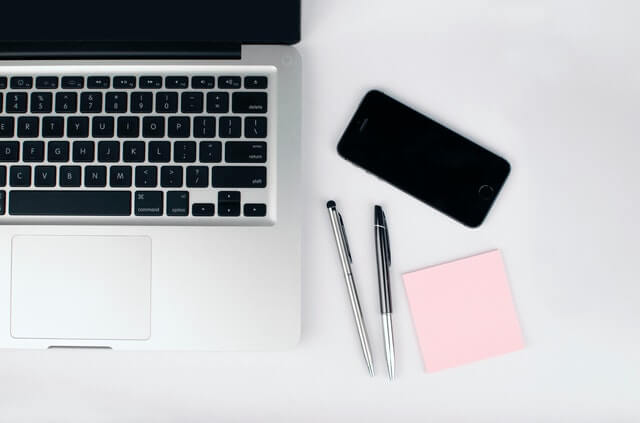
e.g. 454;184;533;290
0;66;276;225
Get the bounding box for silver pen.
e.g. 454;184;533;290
326;201;375;376
374;205;395;380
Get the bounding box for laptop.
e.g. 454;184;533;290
0;1;302;350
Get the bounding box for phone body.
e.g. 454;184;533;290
337;90;510;227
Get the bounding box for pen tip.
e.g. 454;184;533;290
327;200;336;209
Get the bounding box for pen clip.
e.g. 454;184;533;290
338;213;353;263
382;212;391;266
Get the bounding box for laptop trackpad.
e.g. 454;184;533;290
10;236;151;341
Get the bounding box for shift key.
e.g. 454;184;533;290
212;166;266;188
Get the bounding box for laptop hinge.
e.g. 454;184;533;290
0;41;241;60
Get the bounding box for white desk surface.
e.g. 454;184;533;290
2;1;640;421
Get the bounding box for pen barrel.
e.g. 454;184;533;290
327;203;375;375
375;227;392;314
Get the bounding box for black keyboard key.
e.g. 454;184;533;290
192;203;214;216
106;92;127;113
225;141;267;163
131;92;153;113
98;141;120;162
166;76;188;89
0;117;14;137
48;141;70;162
192;76;215;89
92;116;115;138
85;166;107;187
0;77;7;89
167;191;189;216
181;92;203;113
30;92;53;113
156;92;178;113
199;141;222;163
149;141;171;162
0;93;3;112
67;116;89;138
0;167;5;187
142;116;165;138
186;166;208;187
139;76;162;89
23;141;44;162
206;92;229;113
193;117;215;138
9;191;131;216
55;92;77;113
218;202;240;217
135;166;158;187
114;76;136;89
6;92;27;113
59;165;81;187
17;117;39;138
61;76;84;89
174;141;196;163
10;166;31;187
218;191;240;202
42;117;64;137
168;116;190;138
10;77;33;89
244;76;268;89
0;142;19;162
244;203;267;217
80;92;103;113
232;92;268;113
0;190;4;215
36;77;59;89
245;117;267;138
161;166;183;187
219;117;241;138
134;191;163;216
87;76;110;89
123;141;145;162
212;166;266;188
110;166;132;187
218;76;241;89
72;141;95;162
34;165;56;187
117;116;140;138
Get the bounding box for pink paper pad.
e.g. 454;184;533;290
403;250;524;372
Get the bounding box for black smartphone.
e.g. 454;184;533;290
337;90;510;227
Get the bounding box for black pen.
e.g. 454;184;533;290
374;205;395;380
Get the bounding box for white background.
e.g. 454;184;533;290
2;0;640;421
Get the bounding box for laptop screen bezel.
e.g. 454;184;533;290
0;0;301;57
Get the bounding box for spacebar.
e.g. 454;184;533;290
9;191;131;216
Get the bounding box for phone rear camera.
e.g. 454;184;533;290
478;185;494;200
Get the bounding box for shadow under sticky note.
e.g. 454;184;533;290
403;250;524;372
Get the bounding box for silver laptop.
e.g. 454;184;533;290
0;1;302;350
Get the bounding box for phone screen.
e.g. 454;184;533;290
337;90;510;227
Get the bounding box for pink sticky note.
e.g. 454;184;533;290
403;250;524;372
